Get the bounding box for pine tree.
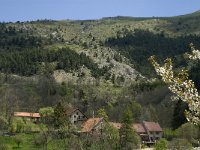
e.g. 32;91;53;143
119;107;140;150
53;102;69;129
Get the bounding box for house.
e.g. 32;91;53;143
81;117;104;135
109;121;163;144
132;123;150;143
142;121;163;143
14;106;87;125
65;107;87;124
14;112;41;122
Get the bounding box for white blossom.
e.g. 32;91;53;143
149;49;200;125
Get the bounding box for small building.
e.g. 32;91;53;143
65;107;87;124
14;112;41;122
133;123;150;143
81;117;104;135
142;121;163;143
109;121;163;144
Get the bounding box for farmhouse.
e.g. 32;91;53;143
81;117;104;135
65;107;87;124
142;121;163;143
109;121;163;144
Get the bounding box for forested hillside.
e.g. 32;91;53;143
1;11;200;131
106;29;200;76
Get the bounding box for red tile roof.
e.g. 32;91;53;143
133;123;146;133
109;121;162;133
81;118;103;133
143;121;162;132
14;112;40;118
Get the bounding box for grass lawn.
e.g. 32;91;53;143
0;133;42;150
0;133;71;150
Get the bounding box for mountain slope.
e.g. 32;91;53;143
1;11;200;128
1;10;200;80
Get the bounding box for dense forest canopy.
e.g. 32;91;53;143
0;47;108;77
105;29;200;76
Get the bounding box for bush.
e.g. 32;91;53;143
24;124;32;133
14;135;23;148
0;116;8;130
176;122;199;144
9;123;16;133
33;133;47;147
0;142;8;150
154;138;168;150
168;138;192;150
163;128;176;141
16;121;25;133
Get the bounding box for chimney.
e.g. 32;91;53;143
93;110;95;119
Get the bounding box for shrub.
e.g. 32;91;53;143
168;138;192;150
9;123;16;133
33;133;48;147
0;116;8;130
24;124;32;133
176;122;199;144
14;135;23;148
154;138;168;150
16;121;25;133
163;128;176;141
0;142;8;150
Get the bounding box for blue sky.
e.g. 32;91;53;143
0;0;200;22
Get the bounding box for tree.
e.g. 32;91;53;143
101;124;120;150
52;102;73;150
130;101;142;122
97;108;109;122
172;100;188;129
39;107;54;117
14;135;23;148
39;107;54;124
33;127;52;150
53;102;69;129
119;107;140;150
149;44;200;125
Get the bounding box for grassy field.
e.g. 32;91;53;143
0;133;41;150
0;133;72;150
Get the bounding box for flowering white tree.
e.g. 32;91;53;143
185;43;200;60
149;44;200;125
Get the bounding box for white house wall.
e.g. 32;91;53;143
69;110;85;123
